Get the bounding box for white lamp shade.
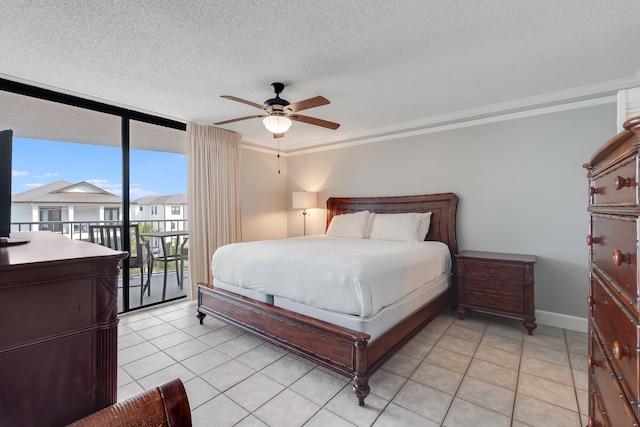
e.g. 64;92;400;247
292;192;317;209
263;115;292;133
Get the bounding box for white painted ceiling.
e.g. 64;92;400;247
1;0;639;153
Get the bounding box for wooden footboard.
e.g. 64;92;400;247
197;284;449;406
197;285;372;404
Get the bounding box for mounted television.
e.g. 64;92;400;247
0;129;29;246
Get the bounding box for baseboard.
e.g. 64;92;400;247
535;309;587;333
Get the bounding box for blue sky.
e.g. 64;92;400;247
11;138;187;198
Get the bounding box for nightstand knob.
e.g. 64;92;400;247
589;186;600;196
588;356;596;368
588;296;594;308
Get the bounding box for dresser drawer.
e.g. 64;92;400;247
590;214;637;311
591;275;639;413
590;156;638;207
462;276;524;297
458;261;525;281
464;292;523;314
590;389;609;427
590;330;638;426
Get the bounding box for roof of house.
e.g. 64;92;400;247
12;181;187;206
134;194;187;205
12;180;122;204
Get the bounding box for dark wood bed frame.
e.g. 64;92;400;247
196;193;458;406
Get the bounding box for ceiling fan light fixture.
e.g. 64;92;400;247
263;115;292;134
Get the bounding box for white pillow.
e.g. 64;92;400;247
417;212;432;240
369;213;421;242
326;210;371;238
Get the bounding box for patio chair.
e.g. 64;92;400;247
66;378;191;426
89;224;152;305
149;234;189;300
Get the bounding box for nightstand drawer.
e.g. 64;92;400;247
455;251;536;335
459;261;525;281
464;292;523;314
463;276;524;297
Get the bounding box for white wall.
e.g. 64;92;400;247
286;102;617;322
240;148;288;241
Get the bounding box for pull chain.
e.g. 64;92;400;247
277;139;281;174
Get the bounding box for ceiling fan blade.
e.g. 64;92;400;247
220;95;264;110
214;115;265;125
273;133;285;139
286;96;330;113
289;114;340;130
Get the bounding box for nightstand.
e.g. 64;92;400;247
455;250;537;335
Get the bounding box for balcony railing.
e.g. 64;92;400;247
12;219;188;241
12;220;190;311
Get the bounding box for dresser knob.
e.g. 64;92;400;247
612;341;626;360
587;296;594;308
589;186;600;196
586;235;601;245
588;356;596;368
612;249;631;267
614;175;636;190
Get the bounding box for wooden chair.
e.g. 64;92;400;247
66;378;191;426
89;224;152;305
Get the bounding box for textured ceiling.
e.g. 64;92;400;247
1;0;639;152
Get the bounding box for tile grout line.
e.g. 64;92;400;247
367;314;457;426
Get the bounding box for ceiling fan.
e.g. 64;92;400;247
214;82;340;138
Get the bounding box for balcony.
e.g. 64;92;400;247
12;219;189;312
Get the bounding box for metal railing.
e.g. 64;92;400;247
12;219;188;241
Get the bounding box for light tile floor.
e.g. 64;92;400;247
117;300;588;427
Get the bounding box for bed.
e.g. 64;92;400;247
196;193;458;405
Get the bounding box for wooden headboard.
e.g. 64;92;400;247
326;193;459;257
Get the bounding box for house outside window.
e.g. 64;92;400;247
39;208;62;232
151;206;157;215
171;206;181;215
104;208;119;222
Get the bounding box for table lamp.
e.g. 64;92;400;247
292;192;317;235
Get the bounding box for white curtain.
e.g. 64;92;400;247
186;123;242;298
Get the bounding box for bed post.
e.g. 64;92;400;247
196;284;207;324
353;338;370;406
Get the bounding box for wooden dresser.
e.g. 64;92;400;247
0;231;126;427
585;116;640;427
455;250;537;335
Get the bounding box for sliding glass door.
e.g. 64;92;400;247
127;120;188;309
1;80;186;313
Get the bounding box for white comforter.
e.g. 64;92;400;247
211;235;451;317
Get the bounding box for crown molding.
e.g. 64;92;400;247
244;76;638;155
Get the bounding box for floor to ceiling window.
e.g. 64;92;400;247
128;120;188;309
1;78;186;313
